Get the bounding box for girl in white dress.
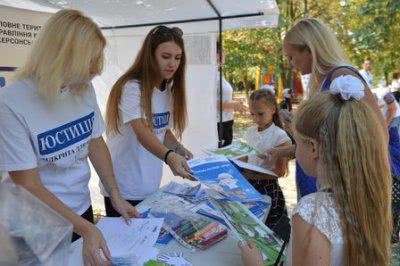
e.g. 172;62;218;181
240;88;392;265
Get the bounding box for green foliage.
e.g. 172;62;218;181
222;0;400;90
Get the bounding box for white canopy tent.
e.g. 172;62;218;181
0;0;279;208
0;1;278;31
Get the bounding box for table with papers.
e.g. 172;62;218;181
68;188;271;266
68;155;276;266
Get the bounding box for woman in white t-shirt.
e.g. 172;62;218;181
216;46;246;147
0;10;139;265
103;25;193;215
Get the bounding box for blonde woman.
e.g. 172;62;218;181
240;88;392;266
0;9;138;265
265;18;386;198
103;25;193;216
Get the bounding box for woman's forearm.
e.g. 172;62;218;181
130;119;170;160
88;136;120;198
164;129;180;150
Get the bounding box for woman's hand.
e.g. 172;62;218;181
81;223;112;266
175;143;194;160
110;194;140;224
238;240;264;266
166;152;195;180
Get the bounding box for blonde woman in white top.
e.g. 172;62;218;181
0;10;138;266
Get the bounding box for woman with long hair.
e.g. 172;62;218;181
0;9;138;265
102;25;193;215
265;18;385;198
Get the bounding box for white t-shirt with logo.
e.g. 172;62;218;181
246;123;291;168
216;74;234;122
0;79;105;215
101;80;171;200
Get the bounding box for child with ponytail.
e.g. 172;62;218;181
242;89;292;242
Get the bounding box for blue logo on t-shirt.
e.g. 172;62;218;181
37;112;95;155
153;112;170;129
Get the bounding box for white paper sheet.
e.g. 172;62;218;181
96;217;164;258
68;218;164;266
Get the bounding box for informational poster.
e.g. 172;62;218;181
0;5;51;87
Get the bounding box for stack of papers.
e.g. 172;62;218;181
163;182;207;203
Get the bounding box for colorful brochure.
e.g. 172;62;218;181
205;140;260;159
188;155;263;202
205;141;277;176
210;198;285;266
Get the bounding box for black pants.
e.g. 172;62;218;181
72;206;94;242
217;120;234;148
104;197;142;217
280;98;292;112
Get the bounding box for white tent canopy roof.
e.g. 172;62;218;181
0;0;279;32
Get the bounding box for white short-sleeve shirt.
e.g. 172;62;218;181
0;79;105;214
245;123;291;168
101;80;171;200
216;74;234;122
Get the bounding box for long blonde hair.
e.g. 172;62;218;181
106;25;187;138
15;9;106;102
294;92;392;265
284;18;349;92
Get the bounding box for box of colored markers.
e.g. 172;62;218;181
148;208;228;251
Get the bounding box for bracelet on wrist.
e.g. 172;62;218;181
164;149;174;164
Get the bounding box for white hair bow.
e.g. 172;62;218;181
329;75;365;100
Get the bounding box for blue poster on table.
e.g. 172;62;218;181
188;155;262;202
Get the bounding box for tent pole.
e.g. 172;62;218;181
217;18;223;147
205;0;224;148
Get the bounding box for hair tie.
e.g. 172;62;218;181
329;75;365;100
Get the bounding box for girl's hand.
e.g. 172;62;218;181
175;144;194;160
110;195;140;224
166;152;194;180
81;224;112;266
262;147;280;168
238;240;264;266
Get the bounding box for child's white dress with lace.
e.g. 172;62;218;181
284;192;344;266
